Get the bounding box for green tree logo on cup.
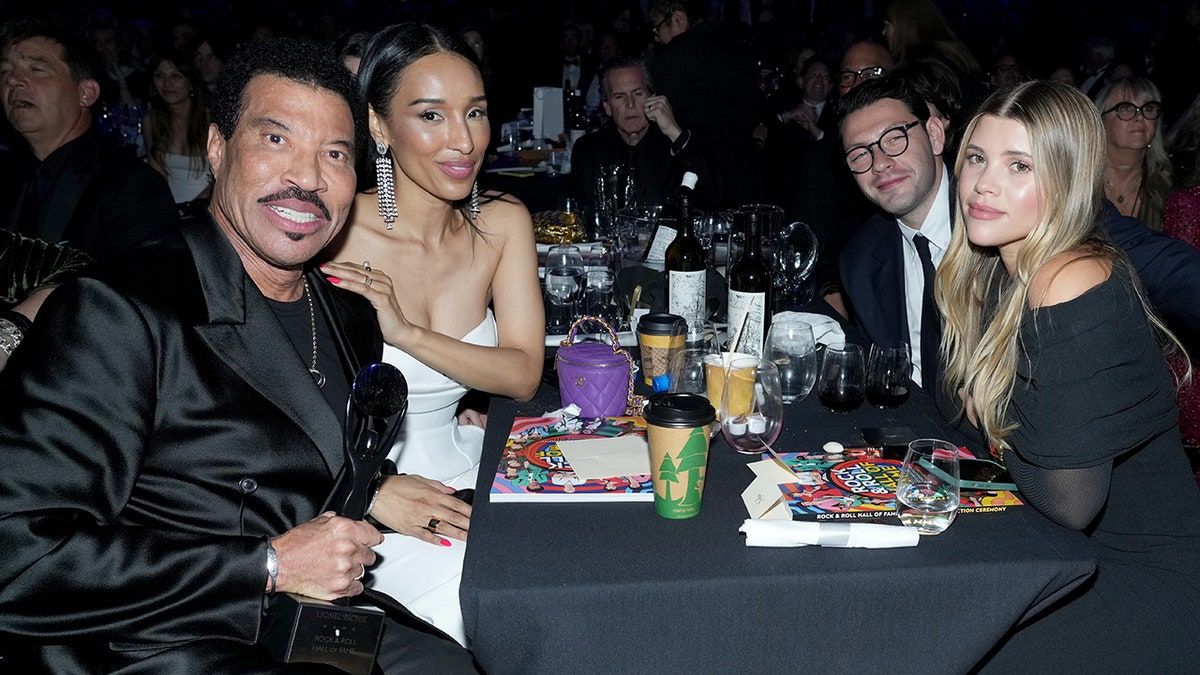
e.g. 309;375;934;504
644;393;716;519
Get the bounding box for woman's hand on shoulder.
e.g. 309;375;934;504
1027;250;1112;309
319;261;416;348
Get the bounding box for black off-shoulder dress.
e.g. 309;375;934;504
979;265;1200;671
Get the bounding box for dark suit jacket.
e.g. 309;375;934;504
1;131;177;261
839;212;908;349
0;216;382;671
1100;201;1200;333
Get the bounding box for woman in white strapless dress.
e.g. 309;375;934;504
320;24;544;647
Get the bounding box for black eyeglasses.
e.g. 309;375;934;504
844;120;922;174
651;14;671;35
836;66;886;88
1101;100;1163;121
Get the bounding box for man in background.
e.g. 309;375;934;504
0;19;176;260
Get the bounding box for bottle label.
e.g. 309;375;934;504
727;290;766;357
668;270;707;334
644;225;678;265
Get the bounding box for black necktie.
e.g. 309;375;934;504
913;234;941;391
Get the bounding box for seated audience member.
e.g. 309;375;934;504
320;22;545;646
142;51;211;205
989;52;1025;90
0;19;177;260
333;30;372;75
192;34;231;96
837;40;895;97
570;56;723;211
1165;98;1200;452
838;76;1200;392
882;0;981;82
938;80;1200;672
537;21;596;93
1095;76;1173;231
0;37;478;672
90;23;148;109
892;57;966;156
762;58;861;300
1078;36;1118;99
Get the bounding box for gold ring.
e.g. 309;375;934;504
426;517;440;533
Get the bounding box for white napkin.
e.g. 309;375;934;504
772;311;847;347
739;519;920;548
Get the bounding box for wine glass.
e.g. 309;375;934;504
896;439;960;535
765;317;817;404
817;343;866;412
866;344;913;408
719;356;784;455
544;245;585;334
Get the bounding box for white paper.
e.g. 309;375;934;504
739;519;920;548
772;311;846;347
741;475;790;520
533;87;564;142
557;436;651;480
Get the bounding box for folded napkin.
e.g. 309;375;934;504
772;311;847;347
739;519;919;549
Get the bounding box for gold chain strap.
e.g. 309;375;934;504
561;316;644;416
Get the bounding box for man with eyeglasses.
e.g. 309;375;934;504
837;77;948;390
837;41;895;97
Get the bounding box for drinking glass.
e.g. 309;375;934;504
866;344;913;408
817;343;866;412
771;222;819;311
719;356;784;455
765;318;817;404
544;245;585;334
672;347;710;395
583;270;622;330
896;439;960;535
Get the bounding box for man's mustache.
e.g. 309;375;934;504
257;186;331;221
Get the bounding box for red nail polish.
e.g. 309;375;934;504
328;277;341;284
440;538;451;547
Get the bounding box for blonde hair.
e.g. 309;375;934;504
1094;76;1173;231
937;81;1111;450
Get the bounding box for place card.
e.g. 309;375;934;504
557;436;651;480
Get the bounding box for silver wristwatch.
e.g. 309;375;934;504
0;317;22;357
266;540;279;594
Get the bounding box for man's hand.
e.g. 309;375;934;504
270;512;383;600
370;474;472;545
644;95;684;142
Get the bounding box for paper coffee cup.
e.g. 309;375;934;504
638;313;687;388
643;393;716;519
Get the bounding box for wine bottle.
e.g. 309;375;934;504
727;210;771;357
665;172;705;338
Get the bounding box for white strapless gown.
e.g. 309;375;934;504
369;309;497;646
161;152;209;204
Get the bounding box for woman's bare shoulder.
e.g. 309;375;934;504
477;191;533;235
1027;248;1113;309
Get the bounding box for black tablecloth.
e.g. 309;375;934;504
461;369;1096;675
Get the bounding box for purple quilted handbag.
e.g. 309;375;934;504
555;316;639;418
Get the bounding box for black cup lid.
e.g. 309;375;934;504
638;313;687;336
643;393;715;428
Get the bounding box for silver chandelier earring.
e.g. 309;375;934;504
469;181;481;221
375;140;398;229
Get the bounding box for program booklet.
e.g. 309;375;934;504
773;449;1023;522
489;415;653;502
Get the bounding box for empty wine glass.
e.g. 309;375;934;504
765;317;817;404
817;343;866;412
583;270;622;330
771;222;819;311
719;356;784;455
866;344;913;408
896;439;960;535
544;245;585;334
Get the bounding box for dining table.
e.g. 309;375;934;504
460;343;1097;675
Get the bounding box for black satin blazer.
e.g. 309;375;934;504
0;216;382;670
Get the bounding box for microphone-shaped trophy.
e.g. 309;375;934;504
261;363;409;674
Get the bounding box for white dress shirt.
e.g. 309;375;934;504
897;164;952;387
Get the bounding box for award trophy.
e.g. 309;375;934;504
261;363;409;674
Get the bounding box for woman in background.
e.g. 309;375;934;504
1094;76;1173;230
937;80;1200;670
141;52;209;204
321;23;543;645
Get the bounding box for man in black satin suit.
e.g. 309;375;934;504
0;38;477;673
